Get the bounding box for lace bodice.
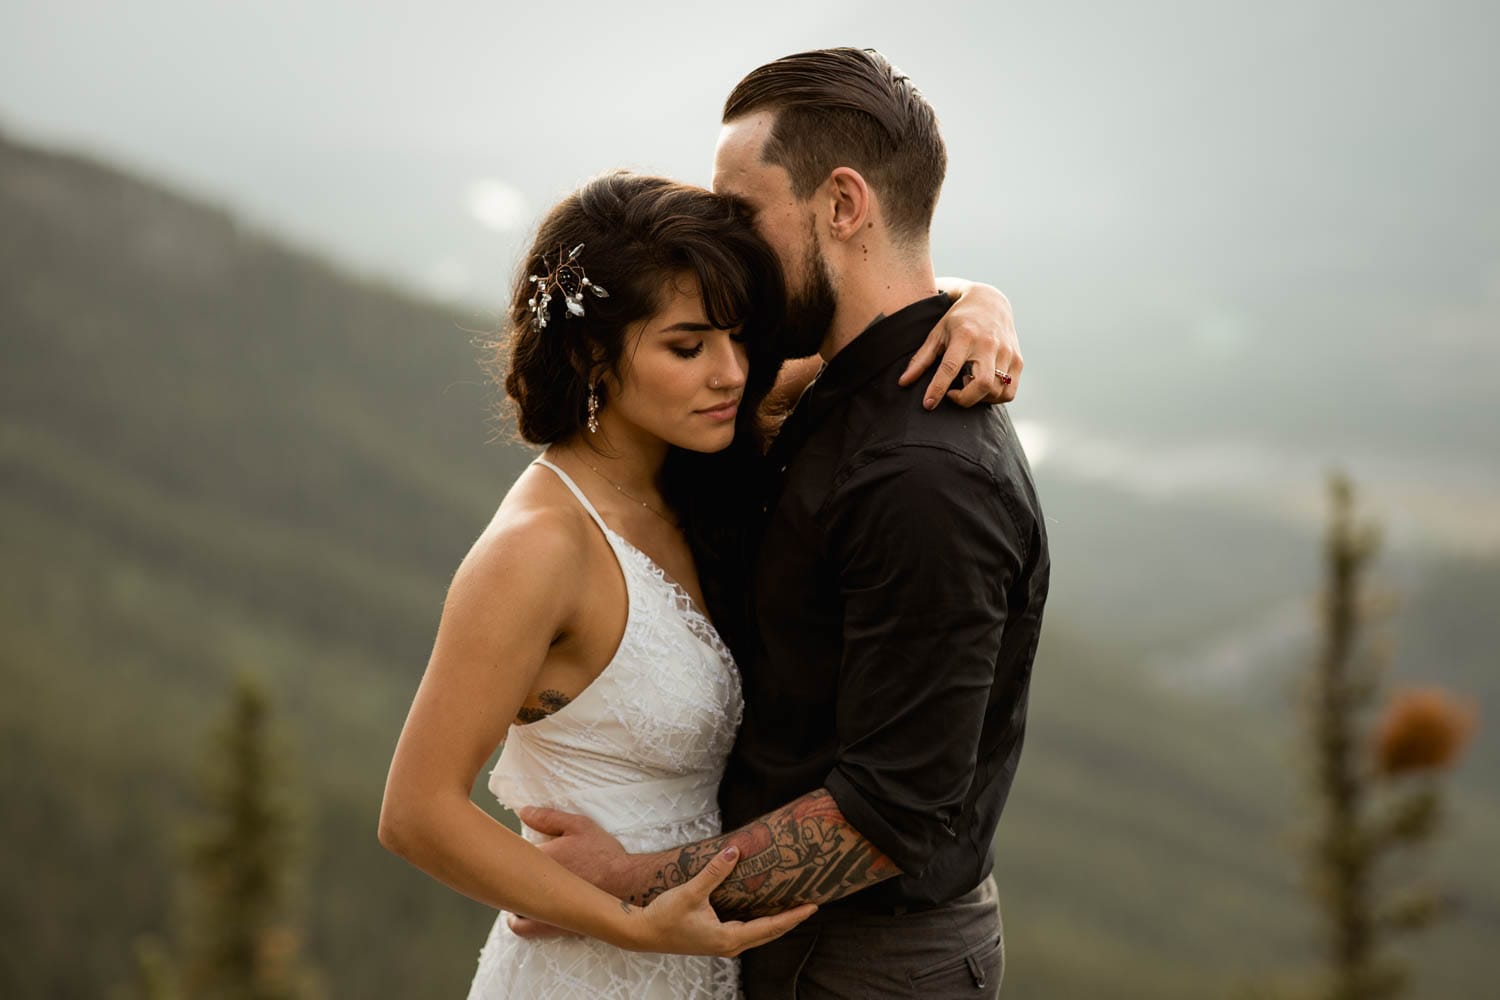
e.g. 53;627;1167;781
486;457;743;849
467;457;743;999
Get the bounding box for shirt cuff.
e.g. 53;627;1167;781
823;769;936;879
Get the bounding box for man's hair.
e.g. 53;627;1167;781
722;47;946;243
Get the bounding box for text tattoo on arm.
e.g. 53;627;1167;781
629;789;899;918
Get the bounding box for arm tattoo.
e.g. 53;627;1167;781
628;788;899;918
515;689;571;725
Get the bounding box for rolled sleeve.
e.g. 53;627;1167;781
820;444;1024;876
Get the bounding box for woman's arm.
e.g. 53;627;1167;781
899;277;1022;409
758;355;824;444
377;508;812;955
763;280;1021;426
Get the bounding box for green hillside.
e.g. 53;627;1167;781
2;131;1493;998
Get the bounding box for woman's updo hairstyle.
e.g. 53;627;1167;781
493;170;785;444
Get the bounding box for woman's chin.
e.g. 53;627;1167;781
669;425;737;454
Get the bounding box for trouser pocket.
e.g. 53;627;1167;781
906;930;1003;997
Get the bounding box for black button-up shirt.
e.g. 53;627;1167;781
719;292;1050;912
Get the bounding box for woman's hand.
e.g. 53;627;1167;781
503;806;819;954
900;279;1022;409
623;846;818;957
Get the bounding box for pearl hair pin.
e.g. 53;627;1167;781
527;243;610;330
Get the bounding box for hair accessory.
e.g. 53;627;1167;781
526;243;610;330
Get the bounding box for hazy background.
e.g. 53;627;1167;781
5;0;1498;545
3;1;1496;997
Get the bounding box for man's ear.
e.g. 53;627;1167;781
827;167;872;242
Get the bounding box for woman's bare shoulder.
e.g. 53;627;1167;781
453;464;598;601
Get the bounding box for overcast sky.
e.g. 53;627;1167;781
4;0;1497;542
5;1;1494;301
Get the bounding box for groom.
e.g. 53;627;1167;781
521;48;1049;997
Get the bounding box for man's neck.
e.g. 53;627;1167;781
819;261;940;363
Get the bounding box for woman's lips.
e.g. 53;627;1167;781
697;399;740;422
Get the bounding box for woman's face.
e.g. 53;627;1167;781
599;272;749;454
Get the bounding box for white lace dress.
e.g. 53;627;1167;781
466;457;745;999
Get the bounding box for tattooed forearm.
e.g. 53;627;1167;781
627;788;899;918
515;689;572;725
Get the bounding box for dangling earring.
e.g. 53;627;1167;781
586;382;601;434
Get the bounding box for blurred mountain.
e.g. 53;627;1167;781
2;130;1494;998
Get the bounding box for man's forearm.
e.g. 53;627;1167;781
621;788;900;919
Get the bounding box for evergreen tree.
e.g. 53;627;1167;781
176;671;323;1000
1300;473;1476;1000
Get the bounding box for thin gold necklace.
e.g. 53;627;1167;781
581;459;677;526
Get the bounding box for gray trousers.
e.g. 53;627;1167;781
740;876;1004;999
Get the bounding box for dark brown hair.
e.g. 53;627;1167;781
483;171;786;658
722;47;947;242
491;170;785;445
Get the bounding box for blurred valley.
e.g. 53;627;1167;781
1;129;1496;999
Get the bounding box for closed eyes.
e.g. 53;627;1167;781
670;331;745;360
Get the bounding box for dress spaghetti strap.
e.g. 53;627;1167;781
531;457;611;536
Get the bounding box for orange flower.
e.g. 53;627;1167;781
1372;687;1478;776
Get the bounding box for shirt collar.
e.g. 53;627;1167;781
802;293;953;415
766;292;953;467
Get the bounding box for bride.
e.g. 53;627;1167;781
377;170;1017;998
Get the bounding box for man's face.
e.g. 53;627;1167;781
713;112;836;359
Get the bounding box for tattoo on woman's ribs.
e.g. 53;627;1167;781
516;689;572;725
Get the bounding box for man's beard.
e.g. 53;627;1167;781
776;230;837;360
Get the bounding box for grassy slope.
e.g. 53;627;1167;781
2;131;1494;998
